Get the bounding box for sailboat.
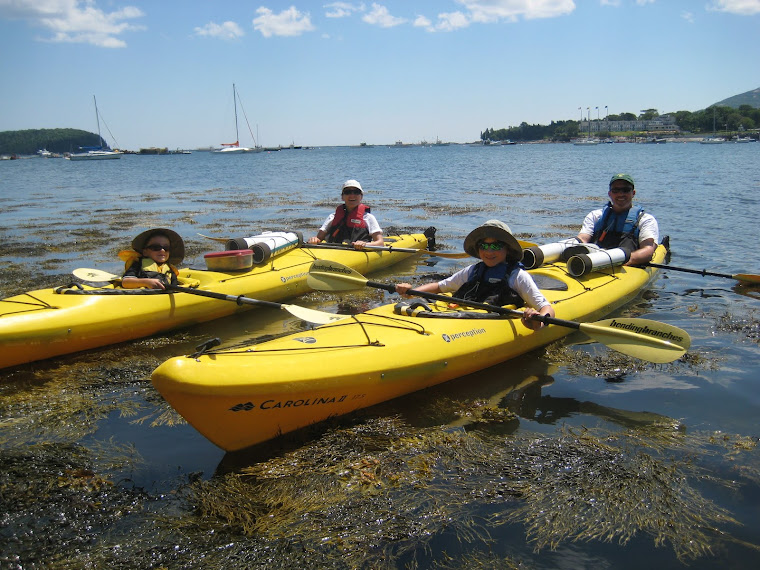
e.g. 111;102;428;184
67;96;120;160
573;107;599;145
214;84;256;153
700;108;725;144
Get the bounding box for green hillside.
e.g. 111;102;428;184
714;87;760;109
0;128;105;155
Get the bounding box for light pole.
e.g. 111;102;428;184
605;105;608;120
596;106;599;121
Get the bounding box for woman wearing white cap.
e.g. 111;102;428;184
395;220;554;331
307;179;384;250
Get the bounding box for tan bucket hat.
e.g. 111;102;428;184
463;220;523;261
131;228;185;265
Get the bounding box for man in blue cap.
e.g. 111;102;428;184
575;173;659;265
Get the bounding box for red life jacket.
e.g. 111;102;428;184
327;204;371;243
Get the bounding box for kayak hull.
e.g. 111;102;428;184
152;244;668;451
0;234;428;369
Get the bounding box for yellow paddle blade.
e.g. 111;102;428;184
197;233;229;243
282;304;349;324
579;318;690;363
73;268;120;281
307;260;368;291
735;273;760;284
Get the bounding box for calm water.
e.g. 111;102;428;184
1;143;759;568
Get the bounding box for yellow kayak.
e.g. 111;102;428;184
152;243;677;452
0;233;428;369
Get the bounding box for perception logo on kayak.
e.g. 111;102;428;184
281;271;307;283
294;337;317;344
442;328;486;342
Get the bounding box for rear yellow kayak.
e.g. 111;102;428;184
0;233;428;369
152;244;670;451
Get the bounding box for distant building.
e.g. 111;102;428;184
581;115;680;133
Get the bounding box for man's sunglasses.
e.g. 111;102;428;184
146;244;170;252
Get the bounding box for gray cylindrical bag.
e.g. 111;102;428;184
566;248;630;277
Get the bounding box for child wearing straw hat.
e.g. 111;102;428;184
396;220;554;330
120;228;185;290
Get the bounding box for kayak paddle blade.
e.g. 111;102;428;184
307;260;368;291
579;317;690;363
734;273;760;284
282;304;349;324
73;268;120;281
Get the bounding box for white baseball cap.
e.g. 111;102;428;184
342;179;363;193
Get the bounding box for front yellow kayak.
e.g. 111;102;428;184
152;244;671;452
0;233;428;369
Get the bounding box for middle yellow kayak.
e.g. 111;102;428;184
152;244;675;452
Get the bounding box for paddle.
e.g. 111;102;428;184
305;242;471;258
307;260;690;363
307;239;537;259
646;262;760;284
197;233;228;243
71;268;345;325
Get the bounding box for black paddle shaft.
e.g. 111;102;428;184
646;262;735;280
170;285;283;310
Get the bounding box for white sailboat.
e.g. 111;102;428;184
573;107;599;145
700;108;725;144
67;96;120;160
214;84;256;153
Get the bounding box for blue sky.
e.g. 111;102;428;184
1;0;758;149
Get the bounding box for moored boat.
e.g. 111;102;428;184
67;95;121;160
0;232;429;369
152;242;678;452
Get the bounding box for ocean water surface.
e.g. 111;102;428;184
1;143;759;568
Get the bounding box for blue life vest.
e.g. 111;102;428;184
592;203;644;250
453;261;524;307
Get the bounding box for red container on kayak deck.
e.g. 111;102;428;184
204;249;254;271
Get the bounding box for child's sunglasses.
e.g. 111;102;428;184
478;241;506;251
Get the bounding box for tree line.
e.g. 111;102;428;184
0;128;105;155
482;105;760;142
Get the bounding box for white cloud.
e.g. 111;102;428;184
194;21;244;40
324;2;364;18
681;11;695;23
253;6;315;38
433;11;471;31
0;0;144;48
456;0;576;22
362;3;406;27
635;0;655;6
413;15;432;28
600;0;621;6
706;0;760;15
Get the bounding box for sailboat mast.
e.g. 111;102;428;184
233;83;240;144
93;95;103;148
